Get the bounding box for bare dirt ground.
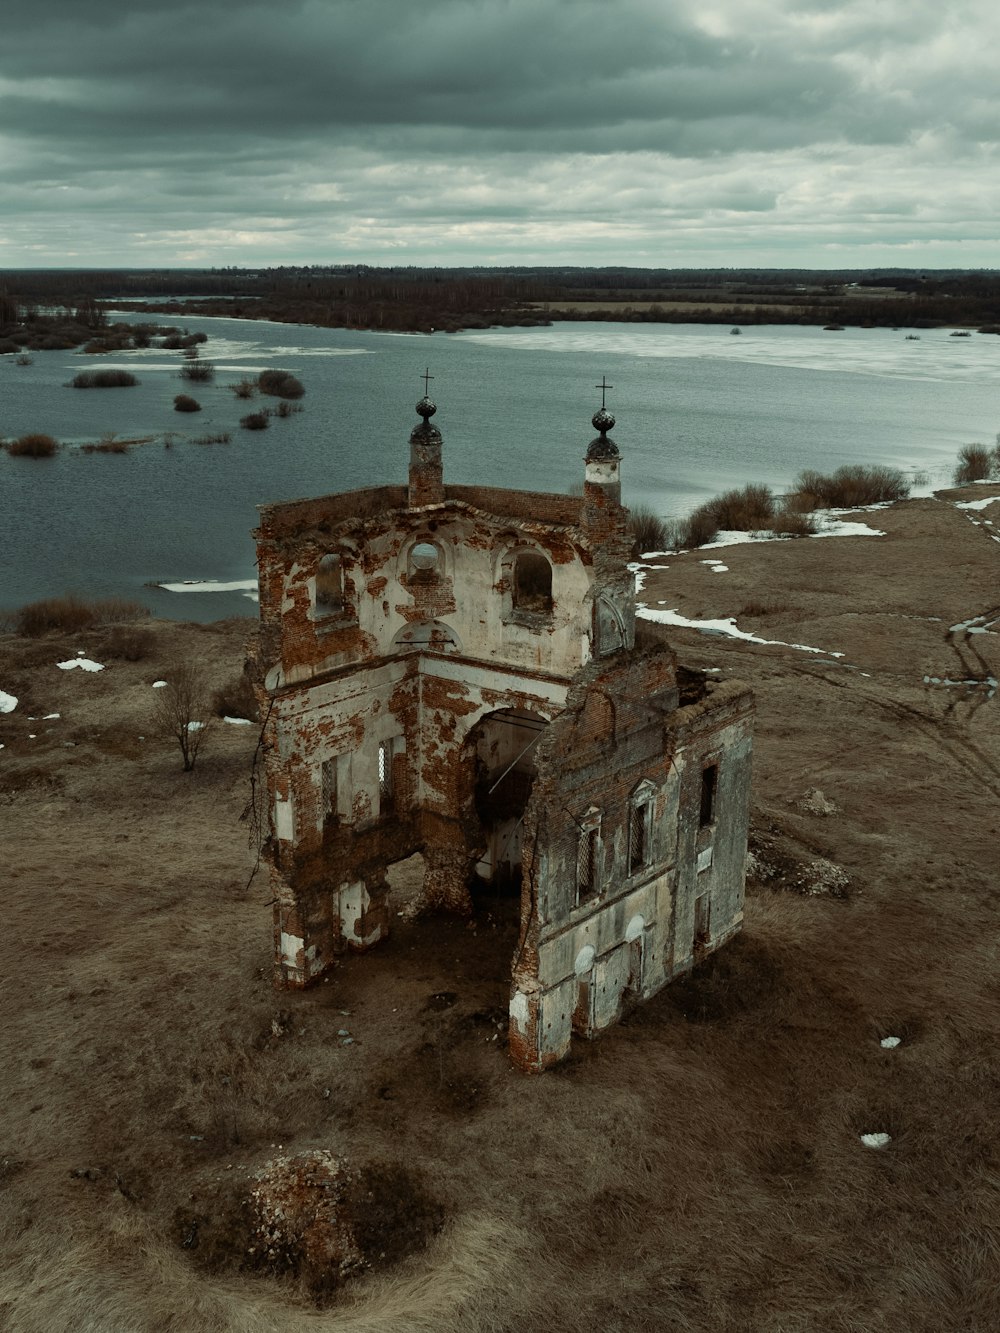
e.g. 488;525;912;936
1;487;999;1332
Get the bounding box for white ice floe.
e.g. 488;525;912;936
223;715;254;726
57;659;104;672
637;606;844;658
0;691;18;714
860;1133;892;1149
880;1036;902;1049
157;578;257;594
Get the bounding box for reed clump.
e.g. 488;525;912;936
6;433;58;458
69;369;139;388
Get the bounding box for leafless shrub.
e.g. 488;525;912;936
257;369;304;398
152;664;215;771
70;369;139;388
103;625;156;661
628;506;669;556
173;394;201;413
81;433;130;454
192;431;232;445
229;378;257;399
7;433;57;458
211;673;258;722
790;464;909;509
240;411;270;431
14;352;33;366
953;444;998;485
272;399;303;418
771;508;818;538
179;361;214;383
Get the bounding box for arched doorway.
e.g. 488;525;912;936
465;708;549;893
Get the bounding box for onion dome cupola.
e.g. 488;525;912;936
408;368;445;507
584;377;622;506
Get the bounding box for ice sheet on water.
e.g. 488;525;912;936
157;579;258;594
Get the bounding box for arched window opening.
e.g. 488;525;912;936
513;551;553;614
576;808;602;905
408;540;441;583
315;553;344;616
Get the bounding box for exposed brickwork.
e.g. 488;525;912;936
252;400;753;1069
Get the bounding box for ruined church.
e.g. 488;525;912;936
250;384;753;1071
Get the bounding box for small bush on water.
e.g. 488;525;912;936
272;399;303;418
81;433;130;454
258;369;304;399
70;369;139;388
193;431;231;445
229;378;257;399
173;394;201;413
7;433;57;458
179;361;214;383
240;411;270;431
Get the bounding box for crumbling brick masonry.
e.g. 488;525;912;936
250;392;752;1071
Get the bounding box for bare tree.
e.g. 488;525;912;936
153;664;215;771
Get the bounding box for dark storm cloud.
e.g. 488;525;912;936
1;0;998;265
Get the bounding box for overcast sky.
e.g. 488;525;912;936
2;0;998;270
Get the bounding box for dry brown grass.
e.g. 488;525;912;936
14;594;149;636
1;509;999;1331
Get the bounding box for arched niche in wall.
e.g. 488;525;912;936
594;594;627;656
496;540;554;622
308;543;359;626
390;619;462;654
397;534;451;589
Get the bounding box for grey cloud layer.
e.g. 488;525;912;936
1;0;998;265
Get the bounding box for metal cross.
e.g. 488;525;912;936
595;375;613;407
421;367;434;394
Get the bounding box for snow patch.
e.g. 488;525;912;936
223;715;255;726
880;1036;902;1049
860;1133;891;1149
955;496;1000;511
0;691;18;714
152;680;167;688
57;659;104;672
637;606;844;658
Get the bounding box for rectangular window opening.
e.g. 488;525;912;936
321;757;338;827
700;764;718;828
629;803;650;876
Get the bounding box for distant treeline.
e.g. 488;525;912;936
3;267;1000;335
